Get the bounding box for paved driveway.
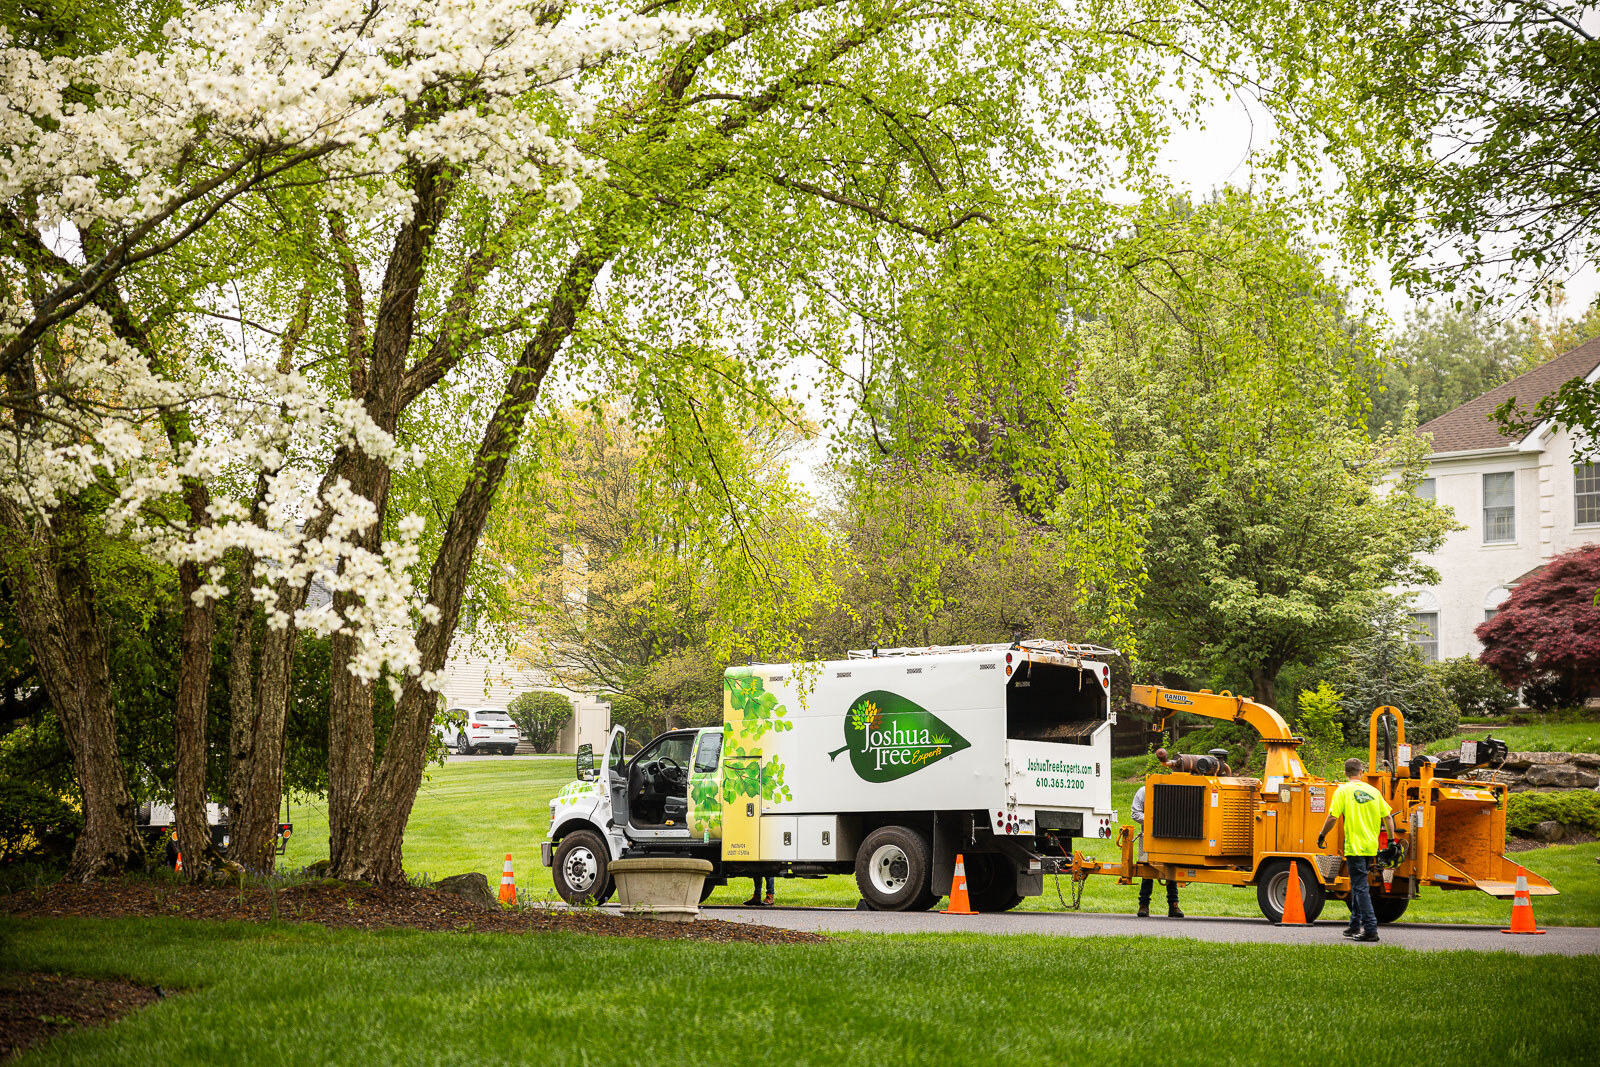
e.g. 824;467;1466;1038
699;906;1600;956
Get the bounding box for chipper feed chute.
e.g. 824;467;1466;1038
1416;783;1558;898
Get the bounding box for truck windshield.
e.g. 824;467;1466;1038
1006;663;1106;745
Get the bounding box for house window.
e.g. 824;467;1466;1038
1483;472;1516;543
1414;477;1436;501
1578;463;1600;526
1484;586;1510;625
1408;612;1439;662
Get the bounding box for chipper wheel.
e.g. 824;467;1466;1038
1371;894;1409;924
1257;858;1326;924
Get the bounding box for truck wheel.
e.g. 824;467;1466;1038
1257;858;1326;924
456;733;472;756
965;853;1024;912
552;830;613;905
1371;894;1409;924
855;826;932;911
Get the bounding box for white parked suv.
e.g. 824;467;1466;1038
439;706;520;755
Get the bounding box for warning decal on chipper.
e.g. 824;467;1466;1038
1310;787;1326;813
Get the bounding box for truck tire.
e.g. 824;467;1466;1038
855;826;932;911
965;853;1024;912
1256;858;1325;924
552;830;614;905
1371;894;1409;924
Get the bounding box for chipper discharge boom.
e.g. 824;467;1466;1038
1070;686;1557;923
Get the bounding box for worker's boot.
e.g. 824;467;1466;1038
1354;929;1380;943
1167;905;1184;918
1136;903;1150;917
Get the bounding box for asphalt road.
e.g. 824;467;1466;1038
697;905;1600;956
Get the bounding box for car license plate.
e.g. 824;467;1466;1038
494;729;504;734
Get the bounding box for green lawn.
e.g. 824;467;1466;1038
4;917;1596;1065
281;756;1599;926
1428;721;1600;755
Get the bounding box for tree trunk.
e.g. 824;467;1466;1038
225;550;257;825
324;431;393;875
336;246;609;883
229;589;299;871
1250;668;1278;713
223;292;317;872
323;163;455;879
173;555;218;877
0;500;144;880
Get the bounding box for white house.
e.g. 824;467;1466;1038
1402;335;1600;661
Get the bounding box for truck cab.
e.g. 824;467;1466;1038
544;724;727;904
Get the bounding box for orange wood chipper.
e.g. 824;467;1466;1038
1069;685;1558;923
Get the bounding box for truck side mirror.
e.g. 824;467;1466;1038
576;743;596;782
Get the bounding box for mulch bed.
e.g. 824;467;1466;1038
1506;831;1598;852
0;879;826;945
0;972;160;1061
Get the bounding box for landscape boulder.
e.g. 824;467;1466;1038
1500;751;1571;772
1468;751;1600;792
1524;764;1599;789
434;872;496;909
1529;820;1567;843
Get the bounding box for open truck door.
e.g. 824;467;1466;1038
603;725;629;830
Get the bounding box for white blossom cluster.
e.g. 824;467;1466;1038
0;305;442;692
1;0;711;228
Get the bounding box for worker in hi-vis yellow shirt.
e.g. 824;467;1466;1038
1318;757;1396;943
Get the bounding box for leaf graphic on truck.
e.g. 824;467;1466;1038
828;691;971;782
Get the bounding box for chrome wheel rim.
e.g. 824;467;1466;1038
563;845;598;894
868;843;911;897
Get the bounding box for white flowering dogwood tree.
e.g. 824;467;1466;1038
1;0;703;877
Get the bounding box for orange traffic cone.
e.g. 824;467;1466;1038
1275;859;1309;926
942;853;976;915
174;851;183;873
498;853;516;904
1501;866;1545;935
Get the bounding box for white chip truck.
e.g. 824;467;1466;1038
542;641;1118;911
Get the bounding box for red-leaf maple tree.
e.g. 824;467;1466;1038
1476;544;1600;709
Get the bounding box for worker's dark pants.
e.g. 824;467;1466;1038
1139;878;1178;907
1346;855;1377;931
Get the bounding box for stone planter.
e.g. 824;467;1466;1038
607;857;713;922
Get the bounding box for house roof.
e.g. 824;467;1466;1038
1418;334;1600;455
